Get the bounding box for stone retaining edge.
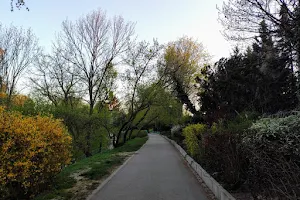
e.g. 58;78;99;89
162;136;236;200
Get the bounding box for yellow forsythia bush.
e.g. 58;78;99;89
183;124;207;157
0;107;72;198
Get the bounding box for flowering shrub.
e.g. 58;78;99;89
243;114;300;199
12;94;29;106
0;92;30;108
182;124;207;157
0;107;72;199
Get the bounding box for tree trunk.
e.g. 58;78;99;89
123;128;130;144
128;129;134;139
84;131;92;157
174;81;198;115
114;117;133;147
98;140;102;153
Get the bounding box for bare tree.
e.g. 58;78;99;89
30;51;80;107
219;0;299;43
0;23;40;106
50;9;135;156
219;0;300;70
10;0;29;11
55;9;135;115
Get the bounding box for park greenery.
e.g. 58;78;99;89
1;0;300;199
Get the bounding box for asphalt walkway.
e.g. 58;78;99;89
90;134;209;200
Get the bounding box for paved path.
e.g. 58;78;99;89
90;134;209;200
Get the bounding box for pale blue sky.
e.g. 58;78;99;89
0;0;232;60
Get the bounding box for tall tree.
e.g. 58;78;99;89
159;37;209;115
54;9;135;115
219;0;300;66
199;22;298;123
250;20;298;113
219;0;297;40
199;49;259;122
51;9;135;156
0;24;40;107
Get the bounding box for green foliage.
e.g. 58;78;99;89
136;84;182;131
13;98;114;159
113;137;148;153
130;130;148;139
81;155;124;180
211;122;222;134
11;97;55;117
226;112;258;134
11;98;37;115
181;114;257;190
160;37;209;114
247;114;300;142
52;105;110;158
243;114;300;198
199;22;298;123
182;124;207;157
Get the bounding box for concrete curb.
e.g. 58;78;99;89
162;135;236;200
86;136;149;200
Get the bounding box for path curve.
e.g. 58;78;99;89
90;134;209;200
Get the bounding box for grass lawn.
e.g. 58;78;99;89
35;136;148;200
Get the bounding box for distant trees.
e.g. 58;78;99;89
136;84;182;131
115;40;162;146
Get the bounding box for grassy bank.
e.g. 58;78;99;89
35;137;148;200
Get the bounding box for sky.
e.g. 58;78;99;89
0;0;232;61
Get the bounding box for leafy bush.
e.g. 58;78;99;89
243;114;300;199
200;114;255;190
201;132;248;190
183;115;254;190
170;125;184;145
182;124;207;157
0;107;72;199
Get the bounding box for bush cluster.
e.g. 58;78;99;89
0;107;72;199
181;113;300;198
243;114;300;199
